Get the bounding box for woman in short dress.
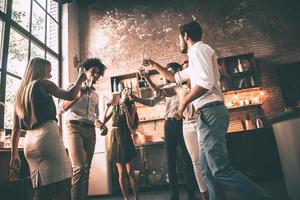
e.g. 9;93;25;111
104;87;139;200
10;57;86;200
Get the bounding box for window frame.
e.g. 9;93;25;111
0;0;62;128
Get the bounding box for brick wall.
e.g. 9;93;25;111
78;0;300;120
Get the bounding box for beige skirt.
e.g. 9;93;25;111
24;120;72;188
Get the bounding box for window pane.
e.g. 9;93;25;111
31;42;45;58
8;29;29;77
36;0;46;9
46;53;58;85
5;76;21;129
0;0;6;12
47;16;58;52
46;53;59;107
47;0;58;21
32;1;46;43
12;0;31;31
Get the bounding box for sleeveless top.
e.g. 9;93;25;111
19;80;57;130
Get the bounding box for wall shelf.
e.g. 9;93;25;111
139;117;165;123
218;52;260;92
227;103;262;111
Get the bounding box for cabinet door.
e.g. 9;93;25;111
88;153;112;195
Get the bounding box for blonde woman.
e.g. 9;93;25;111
10;57;86;200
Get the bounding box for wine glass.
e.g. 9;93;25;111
140;48;152;67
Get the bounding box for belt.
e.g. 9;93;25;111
196;101;224;113
166;117;182;121
68;120;95;128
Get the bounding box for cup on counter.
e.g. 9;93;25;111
134;170;140;178
239;100;245;106
244;99;250;105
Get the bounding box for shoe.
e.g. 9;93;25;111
200;191;210;200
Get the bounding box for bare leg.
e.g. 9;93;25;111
116;163;129;200
126;162;139;200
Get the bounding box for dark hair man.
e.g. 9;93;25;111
143;21;273;200
59;58;107;200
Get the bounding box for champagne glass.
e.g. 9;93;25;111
140;48;152;67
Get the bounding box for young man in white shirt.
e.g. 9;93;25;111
58;58;106;200
143;21;273;200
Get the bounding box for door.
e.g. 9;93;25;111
88;152;112;195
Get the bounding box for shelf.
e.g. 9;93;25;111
227;127;267;134
218;52;260;92
139;117;165;122
230;70;254;78
223;87;260;94
227;103;262;110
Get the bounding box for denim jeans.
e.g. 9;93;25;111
198;104;273;200
66;122;96;200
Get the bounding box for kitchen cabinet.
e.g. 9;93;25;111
218;52;260;92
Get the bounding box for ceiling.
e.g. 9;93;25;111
75;0;99;7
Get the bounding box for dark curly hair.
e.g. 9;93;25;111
166;62;182;72
81;58;107;76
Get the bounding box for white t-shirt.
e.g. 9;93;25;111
174;41;224;110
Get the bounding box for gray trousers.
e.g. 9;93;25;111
66;122;96;200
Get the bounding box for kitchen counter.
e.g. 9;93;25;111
271;109;300;200
270;108;300;124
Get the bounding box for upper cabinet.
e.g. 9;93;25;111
218;53;260;92
110;69;166;98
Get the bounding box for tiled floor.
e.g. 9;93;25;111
89;177;289;200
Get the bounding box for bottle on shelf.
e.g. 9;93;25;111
118;82;124;92
250;76;255;86
237;59;244;72
113;78;118;92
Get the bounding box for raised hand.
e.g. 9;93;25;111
142;58;154;67
78;69;87;82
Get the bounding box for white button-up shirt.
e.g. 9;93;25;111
174;41;224;111
58;83;99;125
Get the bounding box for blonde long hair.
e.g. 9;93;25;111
14;57;51;118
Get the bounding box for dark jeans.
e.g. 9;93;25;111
164;118;196;199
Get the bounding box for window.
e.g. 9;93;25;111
0;0;62;129
32;1;46;43
0;0;6;13
12;0;31;31
7;29;29;77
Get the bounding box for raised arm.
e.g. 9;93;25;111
41;71;86;101
139;68;157;91
130;94;161;107
143;59;176;82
